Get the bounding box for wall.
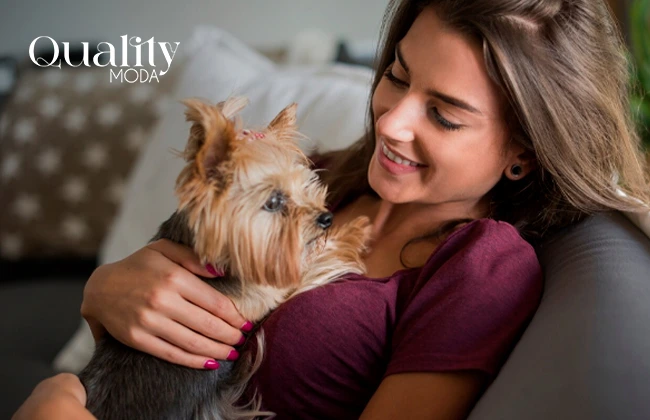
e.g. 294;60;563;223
0;0;389;58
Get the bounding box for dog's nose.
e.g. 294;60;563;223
316;212;333;229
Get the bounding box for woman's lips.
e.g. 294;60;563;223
377;140;423;175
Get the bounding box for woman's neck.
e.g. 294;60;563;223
368;196;489;244
331;193;490;274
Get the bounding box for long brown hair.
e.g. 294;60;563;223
319;0;650;246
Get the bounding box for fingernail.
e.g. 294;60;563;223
236;335;246;346
205;264;217;276
206;264;225;277
204;359;220;370
241;321;254;332
227;350;239;361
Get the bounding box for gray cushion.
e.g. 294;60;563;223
0;279;85;419
2;212;649;419
469;212;650;420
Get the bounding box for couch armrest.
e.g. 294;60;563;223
469;212;650;420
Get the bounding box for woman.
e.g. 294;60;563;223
16;0;650;418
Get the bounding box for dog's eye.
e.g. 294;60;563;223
263;191;286;212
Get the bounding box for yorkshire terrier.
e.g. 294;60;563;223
78;97;371;419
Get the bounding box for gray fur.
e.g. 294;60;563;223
79;210;271;420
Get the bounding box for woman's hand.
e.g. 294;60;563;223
12;374;95;420
81;239;253;369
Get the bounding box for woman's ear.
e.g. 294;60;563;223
504;144;537;181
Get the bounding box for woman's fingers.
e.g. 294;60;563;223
177;276;252;332
146;239;217;278
151;316;241;361
81;238;255;371
164;298;246;347
135;331;225;370
146;239;252;330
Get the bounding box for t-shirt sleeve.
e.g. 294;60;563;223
385;219;543;379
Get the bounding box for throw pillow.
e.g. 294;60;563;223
0;63;179;264
53;25;373;373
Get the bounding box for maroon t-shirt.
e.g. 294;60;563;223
244;217;543;419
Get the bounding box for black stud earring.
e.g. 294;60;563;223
510;164;523;177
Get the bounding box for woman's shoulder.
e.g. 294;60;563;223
449;217;529;244
388;218;544;378
434;218;535;260
418;218;541;290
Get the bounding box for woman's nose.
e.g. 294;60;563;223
375;97;417;143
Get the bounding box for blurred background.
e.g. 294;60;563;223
0;0;641;273
0;0;389;66
0;0;646;417
0;1;390;416
0;0;390;273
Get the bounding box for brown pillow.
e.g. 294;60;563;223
0;66;177;260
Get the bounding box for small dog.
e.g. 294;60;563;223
79;97;371;420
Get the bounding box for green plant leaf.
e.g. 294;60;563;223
631;95;650;149
630;0;650;68
629;0;650;149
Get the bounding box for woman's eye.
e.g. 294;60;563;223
263;191;286;212
382;64;462;132
431;107;462;131
383;66;408;88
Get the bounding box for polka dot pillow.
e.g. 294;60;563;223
0;66;177;261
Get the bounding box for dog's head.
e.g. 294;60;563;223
175;97;331;288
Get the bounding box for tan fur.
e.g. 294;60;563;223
80;97;369;420
176;97;370;298
171;96;371;418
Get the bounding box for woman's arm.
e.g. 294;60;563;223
360;371;488;420
12;374;96;420
81;238;251;368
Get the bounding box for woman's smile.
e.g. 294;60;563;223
376;138;427;175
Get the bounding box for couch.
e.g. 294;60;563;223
2;212;649;419
1;26;649;419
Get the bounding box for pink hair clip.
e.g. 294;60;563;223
240;129;265;141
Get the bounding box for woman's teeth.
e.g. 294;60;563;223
382;142;420;167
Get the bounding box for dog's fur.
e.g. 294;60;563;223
78;97;371;420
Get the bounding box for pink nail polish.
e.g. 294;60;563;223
241;321;254;332
206;264;218;276
227;350;239;361
236;335;246;346
204;360;220;370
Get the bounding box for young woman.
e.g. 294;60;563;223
15;0;650;418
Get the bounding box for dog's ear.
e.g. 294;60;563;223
268;103;298;131
216;96;249;132
217;96;249;120
181;98;235;181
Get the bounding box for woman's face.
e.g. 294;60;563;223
369;6;523;213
